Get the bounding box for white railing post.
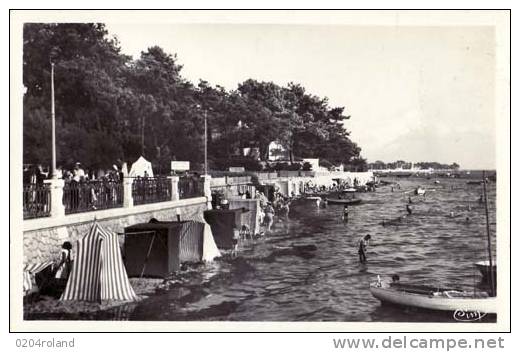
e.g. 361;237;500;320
202;175;212;209
44;178;65;218
123;177;134;208
168;176;180;201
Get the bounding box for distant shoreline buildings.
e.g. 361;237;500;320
367;160;461;176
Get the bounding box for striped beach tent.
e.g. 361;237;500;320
61;222;137;301
23;261;54;295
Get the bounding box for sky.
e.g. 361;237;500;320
105;23;496;170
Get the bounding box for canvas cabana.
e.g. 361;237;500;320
123;219;220;278
60;223;137;302
203;208;249;249
23;261;54;296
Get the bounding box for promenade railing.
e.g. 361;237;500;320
63;179;124;214
132;177;172;205
23;183;51;219
178;176;204;199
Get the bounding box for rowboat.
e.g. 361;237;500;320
326;198;362;205
474;260;497;278
467;180;484;185
369;280;496;314
370;172;497;315
342;188;357;193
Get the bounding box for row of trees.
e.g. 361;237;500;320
23;23;364;173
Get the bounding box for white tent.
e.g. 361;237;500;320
129;156;154;178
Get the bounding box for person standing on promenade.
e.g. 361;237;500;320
358;234;371;263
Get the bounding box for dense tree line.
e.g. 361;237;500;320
23;23;364;173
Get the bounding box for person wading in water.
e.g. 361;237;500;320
343;205;349;223
358;234;371;263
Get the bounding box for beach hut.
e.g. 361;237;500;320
256;184;276;202
123;220;220;278
61;222;137;302
203;208;248;249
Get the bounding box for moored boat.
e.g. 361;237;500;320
326;198;362;205
342;188;357;193
369;280;496;314
474;260;497;278
467;180;483;185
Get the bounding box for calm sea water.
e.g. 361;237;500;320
29;176;498;322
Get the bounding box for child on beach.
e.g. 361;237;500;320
55;241;73;282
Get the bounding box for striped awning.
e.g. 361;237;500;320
61;222;137;302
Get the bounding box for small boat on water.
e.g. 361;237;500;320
415;187;426;196
369;280;496;314
342;188;357;193
467;180;483;185
371;171;497;315
326;198;362;205
474;260;497;278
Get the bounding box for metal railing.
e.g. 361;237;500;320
178;176;204;199
132;177;172;205
23;183;51;219
63;180;123;214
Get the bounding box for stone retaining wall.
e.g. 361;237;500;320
23;198;207;266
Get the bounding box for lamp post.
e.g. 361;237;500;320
50;62;57;179
196;104;209;175
204;108;208;175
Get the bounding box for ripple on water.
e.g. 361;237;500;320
53;178;496;322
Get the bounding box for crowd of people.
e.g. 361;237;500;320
23;162;128;213
23;162;126;185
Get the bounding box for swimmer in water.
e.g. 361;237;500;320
406;204;413;215
343;205;349;223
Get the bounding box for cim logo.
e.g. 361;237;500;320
453;309;487;322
